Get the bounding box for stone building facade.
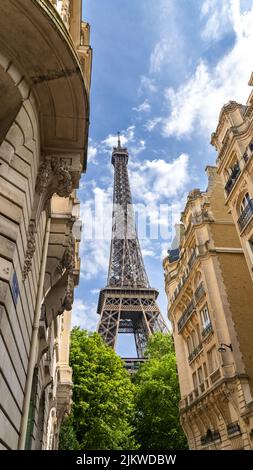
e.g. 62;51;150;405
211;75;253;283
0;0;92;450
163;167;253;450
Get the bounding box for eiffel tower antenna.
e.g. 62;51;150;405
117;131;121;148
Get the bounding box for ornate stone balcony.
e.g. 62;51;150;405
237;199;253;232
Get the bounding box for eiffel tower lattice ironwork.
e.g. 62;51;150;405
97;134;167;370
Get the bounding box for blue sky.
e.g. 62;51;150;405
73;0;253;354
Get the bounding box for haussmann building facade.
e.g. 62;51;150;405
0;0;92;450
163;153;253;447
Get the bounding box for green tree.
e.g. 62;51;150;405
133;333;188;450
59;415;80;450
59;327;137;450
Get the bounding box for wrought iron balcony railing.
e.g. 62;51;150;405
188;250;197;269
225;164;241;195
227;422;241;436
201;430;221;446
202;322;213;339
237;199;253;232
188;343;203;363
177;300;195;332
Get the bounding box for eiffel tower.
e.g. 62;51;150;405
97;134;167;370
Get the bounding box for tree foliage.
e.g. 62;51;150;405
59;329;187;450
133;333;188;450
59;327;137;450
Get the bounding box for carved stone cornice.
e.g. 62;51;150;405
23;222;37;280
36;157;73;201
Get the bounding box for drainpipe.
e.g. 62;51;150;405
18;217;51;450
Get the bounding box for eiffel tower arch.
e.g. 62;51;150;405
97;135;167;370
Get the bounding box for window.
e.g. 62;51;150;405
197;366;204;385
249;238;253;255
240;192;251;213
203;362;208;378
207;346;218;374
192;372;198;389
186;336;192;354
200;305;211;329
191;330;198;348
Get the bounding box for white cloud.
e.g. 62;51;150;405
150;38;173;74
101;125;146;157
201;0;234;41
129;153;190;204
145;117;162;132
162;1;253;138
90;288;100;295
102;125;135;150
88;145;98;164
132;99;151;113
139;76;157;94
72;298;98;331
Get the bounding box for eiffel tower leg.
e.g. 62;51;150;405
97;308;120;348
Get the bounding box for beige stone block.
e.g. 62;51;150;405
11;155;34;188
17;77;30;100
0;214;19;241
0;306;28;372
0;320;26;387
0;257;12;282
15;106;34;142
0;194;22;224
0;235;16;260
4;287;31;358
0;51;10;70
1;165;33;212
6;121;24;151
0;336;24;408
0;140;15;164
0;409;19;450
0;373;22;431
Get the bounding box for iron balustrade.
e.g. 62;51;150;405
202;322;213;339
188;343;203;363
188;250;197;269
237;199;253;231
177;300;195;332
227;422;241;436
225;164;241;195
201;430;221;446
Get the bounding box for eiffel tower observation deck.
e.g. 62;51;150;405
97;134;167;370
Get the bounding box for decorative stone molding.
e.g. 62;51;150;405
36;157;73;201
23;222;37;280
57;234;76;314
188;189;201;201
57;234;75;275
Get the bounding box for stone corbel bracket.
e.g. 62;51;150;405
36;156;74;204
